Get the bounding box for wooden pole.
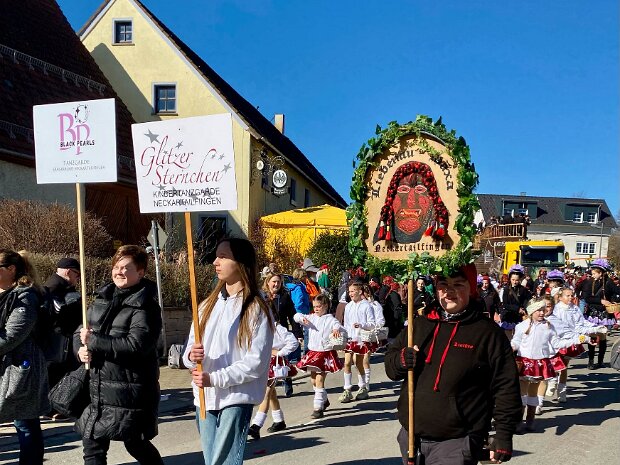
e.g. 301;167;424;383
76;183;89;370
185;212;206;419
407;277;415;464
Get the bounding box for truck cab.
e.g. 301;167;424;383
501;241;565;275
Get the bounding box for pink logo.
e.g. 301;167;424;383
58;106;92;155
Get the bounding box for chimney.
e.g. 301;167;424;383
274;114;285;134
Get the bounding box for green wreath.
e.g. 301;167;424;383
347;115;480;282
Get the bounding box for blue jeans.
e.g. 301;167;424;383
195;405;253;465
14;418;43;465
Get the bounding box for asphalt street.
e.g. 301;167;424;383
0;337;618;465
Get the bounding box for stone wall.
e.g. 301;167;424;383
162;306;192;349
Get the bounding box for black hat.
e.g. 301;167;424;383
57;257;80;271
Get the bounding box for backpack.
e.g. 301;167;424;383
304;278;321;300
610;339;620;371
168;343;186;369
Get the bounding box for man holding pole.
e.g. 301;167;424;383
385;264;522;465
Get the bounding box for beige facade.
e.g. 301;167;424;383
0;160;75;206
80;0;344;245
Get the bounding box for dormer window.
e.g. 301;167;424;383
114;20;133;44
587;212;597;224
573;211;583;223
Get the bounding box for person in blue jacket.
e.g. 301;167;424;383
284;268;310;395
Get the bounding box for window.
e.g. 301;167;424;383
503;208;513;217
517;208;528;216
114;20;133;44
576;242;596;255
304;189;310;207
198;216;227;264
154;85;176;113
573;211;583;223
587;212;597;223
290;178;297;203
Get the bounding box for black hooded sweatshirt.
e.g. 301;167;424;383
384;303;521;453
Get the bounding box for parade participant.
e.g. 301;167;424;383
317;264;331;294
385;264;522;465
511;297;587;432
0;249;49;465
413;277;432;315
545;269;565;300
285;268;311;357
44;257;82;419
382;277;403;340
295;294;344;418
581;258;620;369
76;245;164;465
261;272;302;397
184;238;274;465
339;281;375;403
499;265;532;339
479;274;500;321
362;284;386;389
248;316;299;440
547;288;606;402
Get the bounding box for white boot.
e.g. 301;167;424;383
545;377;558;397
557;383;567;403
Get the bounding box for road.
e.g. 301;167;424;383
1;337;618;465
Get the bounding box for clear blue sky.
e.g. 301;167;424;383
58;0;619;216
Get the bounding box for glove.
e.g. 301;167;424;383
491;437;513;463
492;448;513;462
400;347;416;369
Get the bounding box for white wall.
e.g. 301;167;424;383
528;231;610;265
0;160;75;205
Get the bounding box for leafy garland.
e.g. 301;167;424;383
346;115;480;282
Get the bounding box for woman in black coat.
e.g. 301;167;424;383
76;246;163;465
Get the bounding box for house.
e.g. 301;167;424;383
78;0;346;257
475;193;618;267
0;0;154;245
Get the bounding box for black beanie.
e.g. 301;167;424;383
221;238;257;270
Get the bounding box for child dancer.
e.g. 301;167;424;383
295;294;344;418
511;297;587;432
248;318;299;439
339;281;375;402
362;284;386;390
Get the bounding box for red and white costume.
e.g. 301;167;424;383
294;312;343;373
267;323;299;380
343;299;376;354
549;301;604;358
511;319;585;380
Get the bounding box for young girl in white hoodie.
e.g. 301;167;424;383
511;297;587;432
362;284;385;391
183;238;274;465
248;319;299;439
295;294;344;418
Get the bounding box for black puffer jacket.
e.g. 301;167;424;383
74;279;162;441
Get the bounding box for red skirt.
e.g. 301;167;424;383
558;344;585;358
268;355;298;380
517;355;566;380
345;340;375;355
296;350;343;373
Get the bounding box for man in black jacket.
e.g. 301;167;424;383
385;264;521;465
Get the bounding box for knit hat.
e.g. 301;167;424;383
526;298;546;315
57;257;80;271
550;287;561;297
481;274;491;282
302;258;319;273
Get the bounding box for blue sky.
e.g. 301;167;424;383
58;0;619;216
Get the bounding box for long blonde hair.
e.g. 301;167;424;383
0;249;43;293
198;239;273;349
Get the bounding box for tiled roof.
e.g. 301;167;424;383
477;193;617;231
80;0;346;207
0;0;136;178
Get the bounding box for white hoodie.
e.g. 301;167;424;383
511;319;584;359
294;312;342;351
369;300;386;327
552;301;603;337
343;299;375;342
273;323;299;357
183;291;274;410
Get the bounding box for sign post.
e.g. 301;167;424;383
132;113;237;419
148;221;167;356
347;116;480;464
34;98;118;369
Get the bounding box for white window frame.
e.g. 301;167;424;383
152;83;178;114
576;242;596;255
503;208;513;217
112;19;133;44
573;211;583;223
587;212;598;224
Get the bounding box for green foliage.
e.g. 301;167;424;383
347;115;481;281
307;231;353;292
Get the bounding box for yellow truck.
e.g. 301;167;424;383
501;240;565;275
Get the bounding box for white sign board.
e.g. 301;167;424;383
33;98;117;183
132;114;237;213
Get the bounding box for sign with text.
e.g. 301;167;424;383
132;114;237;213
365;133;460;260
33;98;117;183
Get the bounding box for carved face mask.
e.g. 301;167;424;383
392;175;433;243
